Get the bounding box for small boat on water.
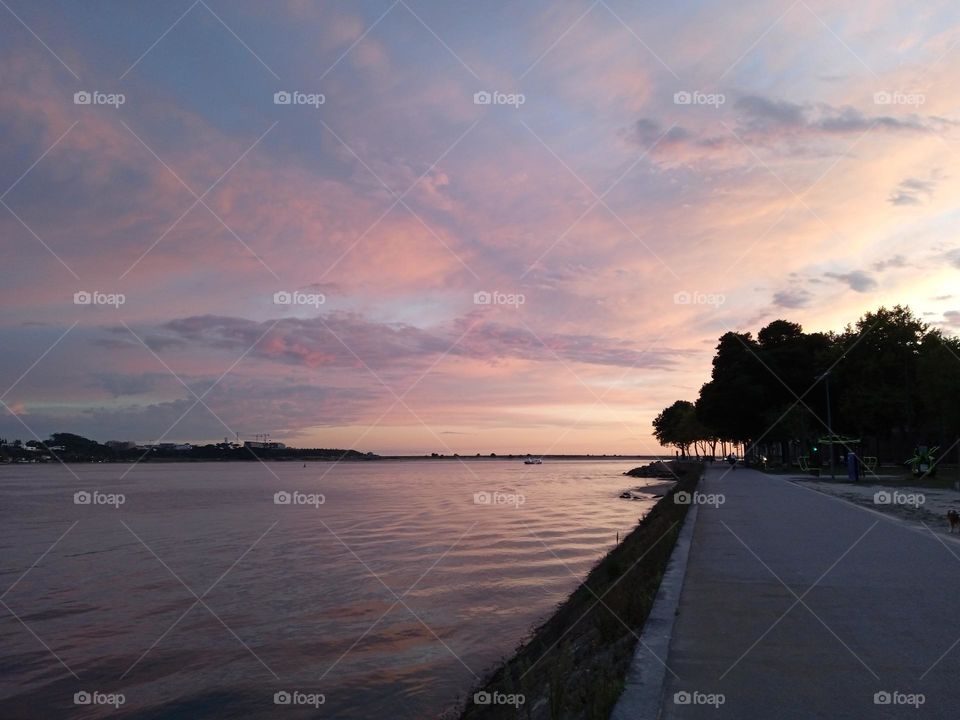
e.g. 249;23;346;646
523;456;543;465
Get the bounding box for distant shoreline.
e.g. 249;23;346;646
2;454;665;466
1;433;670;465
378;454;663;461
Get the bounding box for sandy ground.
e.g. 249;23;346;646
788;474;960;530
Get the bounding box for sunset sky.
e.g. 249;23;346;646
2;0;959;454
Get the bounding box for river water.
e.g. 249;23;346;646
0;459;661;718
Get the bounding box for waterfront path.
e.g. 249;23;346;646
659;466;960;719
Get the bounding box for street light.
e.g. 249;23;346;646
818;371;835;480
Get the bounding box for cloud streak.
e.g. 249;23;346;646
150;313;686;371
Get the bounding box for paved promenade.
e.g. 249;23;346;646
660;466;960;719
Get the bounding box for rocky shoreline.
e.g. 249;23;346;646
618;460;693;500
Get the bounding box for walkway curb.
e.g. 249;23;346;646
610;491;700;720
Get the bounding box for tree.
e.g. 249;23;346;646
834;306;926;456
653;400;700;457
751;320;834;458
695;332;766;449
662;304;960;466
916;330;960;440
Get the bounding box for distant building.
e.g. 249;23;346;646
244;441;286;449
155;442;192;451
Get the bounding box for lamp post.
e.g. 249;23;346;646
819;371;835;480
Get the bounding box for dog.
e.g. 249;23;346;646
948;510;960;534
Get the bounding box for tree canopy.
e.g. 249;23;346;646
653;306;960;463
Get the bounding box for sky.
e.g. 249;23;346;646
1;0;959;455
